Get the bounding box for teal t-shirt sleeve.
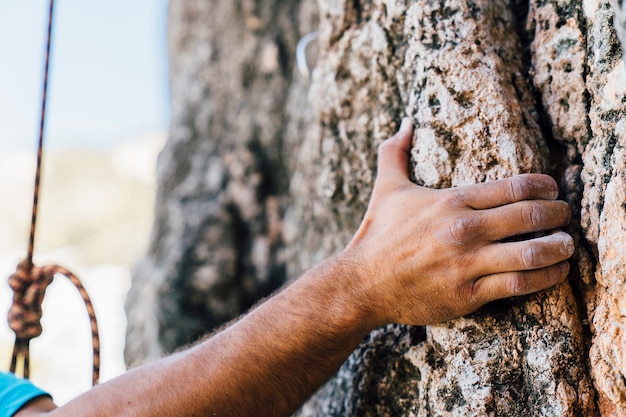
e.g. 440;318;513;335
0;372;51;417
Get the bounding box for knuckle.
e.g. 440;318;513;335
506;272;528;295
522;201;544;228
445;187;469;207
377;138;396;156
377;140;389;154
508;175;530;201
446;215;480;244
545;264;558;285
459;280;481;306
521;243;540;269
546;263;568;285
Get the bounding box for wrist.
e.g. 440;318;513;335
291;251;384;337
14;396;56;416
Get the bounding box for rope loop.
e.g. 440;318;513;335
8;261;101;385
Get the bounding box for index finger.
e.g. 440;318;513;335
457;174;560;210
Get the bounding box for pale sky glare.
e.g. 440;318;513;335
0;0;170;151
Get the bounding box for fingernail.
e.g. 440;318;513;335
556;201;572;223
400;117;412;132
560;234;575;256
545;177;560;200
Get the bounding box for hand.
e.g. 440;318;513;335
343;118;573;327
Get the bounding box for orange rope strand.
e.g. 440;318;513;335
7;0;100;386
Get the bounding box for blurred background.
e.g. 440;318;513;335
0;0;169;404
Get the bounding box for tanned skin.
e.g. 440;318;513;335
16;118;574;417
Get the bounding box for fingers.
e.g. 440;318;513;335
458;174;560;209
474;231;575;276
465;231;573;306
438;200;570;248
375;117;413;186
479;199;571;241
471;261;570;304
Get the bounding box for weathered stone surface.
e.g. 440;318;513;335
125;0;312;364
527;0;589;157
591;143;626;414
614;0;626;60
127;0;626;414
296;1;596;415
407;0;546;187
582;1;626;414
285;0;407;278
526;0;626;413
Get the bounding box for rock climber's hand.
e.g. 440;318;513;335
344;118;573;327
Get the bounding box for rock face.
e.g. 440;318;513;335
615;0;626;59
124;0;318;363
126;0;626;414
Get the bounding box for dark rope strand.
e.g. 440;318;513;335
10;339;31;378
10;0;54;379
27;0;54;265
22;343;30;380
51;265;101;385
9;0;100;387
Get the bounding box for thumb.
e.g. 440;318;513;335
376;117;413;185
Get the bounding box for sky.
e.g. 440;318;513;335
0;0;170;151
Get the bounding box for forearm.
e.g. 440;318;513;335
50;254;373;417
13;397;56;417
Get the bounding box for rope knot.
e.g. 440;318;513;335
8;260;55;340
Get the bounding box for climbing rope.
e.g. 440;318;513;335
7;0;101;386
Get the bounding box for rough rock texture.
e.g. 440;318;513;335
295;1;596;415
615;0;626;59
285;0;407;278
580;1;626;414
127;0;626;415
124;0;317;363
